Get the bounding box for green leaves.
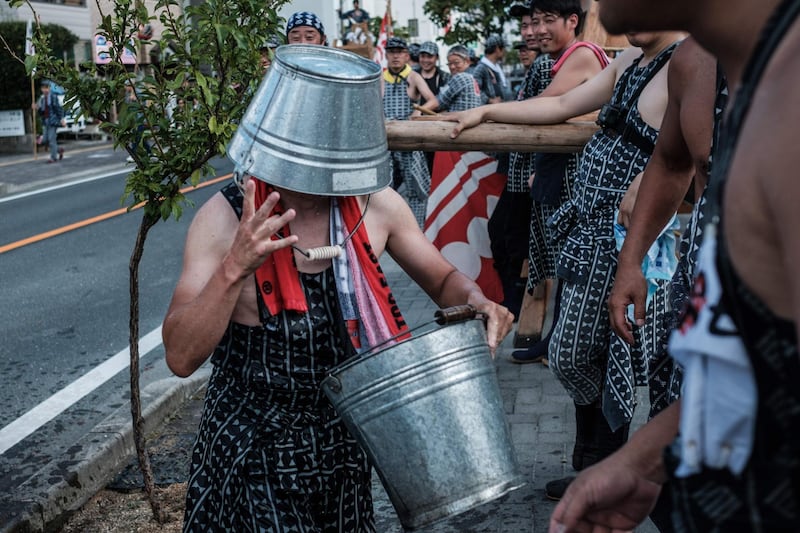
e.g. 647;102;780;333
8;0;287;221
423;0;514;46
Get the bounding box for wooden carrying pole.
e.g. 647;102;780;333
386;119;598;153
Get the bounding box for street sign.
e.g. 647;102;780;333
0;110;25;137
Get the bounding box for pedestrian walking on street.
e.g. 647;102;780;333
33;80;65;163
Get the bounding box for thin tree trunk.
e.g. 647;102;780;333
129;211;166;523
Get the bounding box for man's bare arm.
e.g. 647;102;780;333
446;47;638;138
163;181;298;377
550;401;680;532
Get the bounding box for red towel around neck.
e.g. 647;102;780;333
253;181;407;340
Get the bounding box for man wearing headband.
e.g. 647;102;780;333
285;11;326;45
164;44;513;531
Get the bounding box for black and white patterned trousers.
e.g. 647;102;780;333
547;236;671;431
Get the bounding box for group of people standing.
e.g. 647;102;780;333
380;32;514;227
162;0;800;531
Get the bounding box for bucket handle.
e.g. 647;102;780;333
356;305;484;359
434;304;479;325
323;305;486;393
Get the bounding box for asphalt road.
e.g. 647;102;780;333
0;158;231;500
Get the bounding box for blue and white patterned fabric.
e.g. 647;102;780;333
285;11;325;36
547;44;678;431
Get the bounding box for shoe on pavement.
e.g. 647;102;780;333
545;476;575;501
510;337;548;364
58;147;64;160
46;158;57;164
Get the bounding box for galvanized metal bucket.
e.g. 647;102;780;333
321;310;524;530
228;44;391;196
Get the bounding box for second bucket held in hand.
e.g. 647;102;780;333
321;306;525;531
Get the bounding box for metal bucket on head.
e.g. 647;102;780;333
321;309;525;530
228;44;390;196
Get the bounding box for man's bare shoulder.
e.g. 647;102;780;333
668;37;715;88
186;189;239;250
750;22;800;166
558;44;607;71
608;46;644;78
364;187;421;246
366;187;410;222
407;70;426;85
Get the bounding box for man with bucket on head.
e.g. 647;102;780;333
163;44;513;531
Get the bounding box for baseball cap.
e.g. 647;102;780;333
448;44;471;60
419;41;439;56
513;41;529;51
385;36;408;50
485;34;508;50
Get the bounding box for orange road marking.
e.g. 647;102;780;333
0;173;231;255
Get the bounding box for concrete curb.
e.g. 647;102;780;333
1;368;210;533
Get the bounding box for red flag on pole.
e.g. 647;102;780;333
372;6;392;68
424;151;506;303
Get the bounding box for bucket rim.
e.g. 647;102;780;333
274;44;382;82
325;318;488;377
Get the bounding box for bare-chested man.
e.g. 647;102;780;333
550;0;800;531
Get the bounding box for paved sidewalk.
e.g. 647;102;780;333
0;143;659;532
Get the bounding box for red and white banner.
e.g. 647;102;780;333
372;9;392;68
424;151;506;303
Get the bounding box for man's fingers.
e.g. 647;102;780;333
241;178;257;220
632;292;647;327
609;298;636;345
450;123;464;139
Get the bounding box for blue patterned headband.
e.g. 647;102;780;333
285;11;326;37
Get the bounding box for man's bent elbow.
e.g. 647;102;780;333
165;348;199;378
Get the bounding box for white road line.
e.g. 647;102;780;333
0;327;163;455
0;168;127;204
